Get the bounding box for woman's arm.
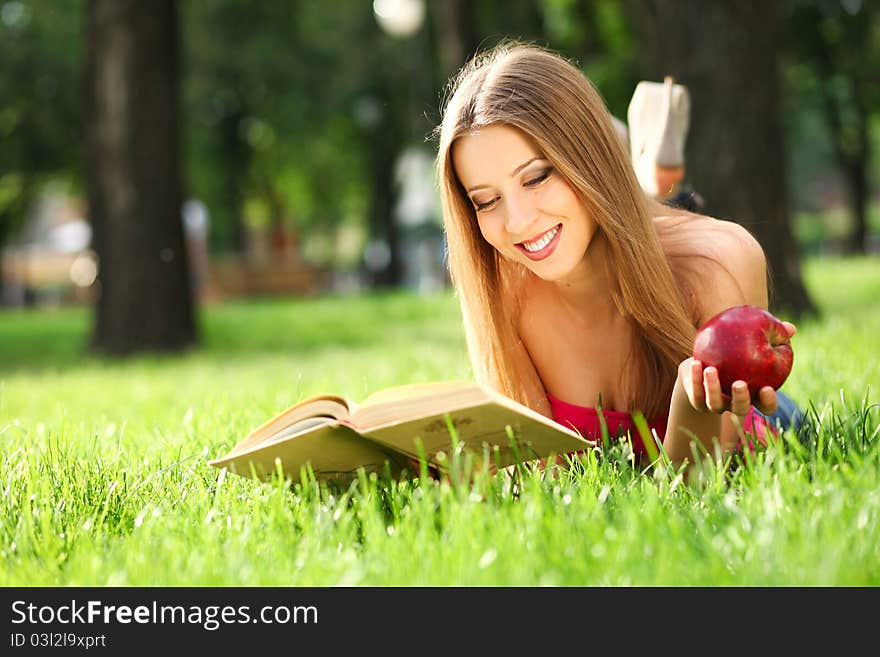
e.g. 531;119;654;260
512;334;554;419
662;220;795;463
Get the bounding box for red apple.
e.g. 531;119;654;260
692;304;794;398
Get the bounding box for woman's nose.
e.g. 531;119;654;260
504;193;536;236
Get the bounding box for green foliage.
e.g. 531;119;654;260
182;0;427;256
794;203;880;254
783;0;880;218
0;257;878;585
786;0;879;155
0;0;85;242
182;1;368;250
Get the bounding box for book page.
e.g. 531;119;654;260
352;380;489;428
358;380;476;408
209;423;405;484
353;381;593;467
226;395;351;457
261;416;338;445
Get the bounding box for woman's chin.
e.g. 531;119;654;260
523;262;569;283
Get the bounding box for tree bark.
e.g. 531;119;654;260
218;105;251;254
628;0;817;317
86;0;197;354
365;115;404;288
820;79;871;255
429;0;467;80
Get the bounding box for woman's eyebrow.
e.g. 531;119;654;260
466;156;545;193
511;156;543;176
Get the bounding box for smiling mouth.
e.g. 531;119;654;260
517;224;561;260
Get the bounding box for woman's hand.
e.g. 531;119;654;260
679;320;796;419
678;358;772;418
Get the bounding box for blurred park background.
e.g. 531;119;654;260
0;0;878;356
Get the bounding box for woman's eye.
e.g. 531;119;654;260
524;167;553;187
473;197;498;212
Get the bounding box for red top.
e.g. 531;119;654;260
547;393;775;455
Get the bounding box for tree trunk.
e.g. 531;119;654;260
86;0;197;354
219;106;250;254
846;156;869;256
366;122;404;288
0;180;35;307
823;84;871;255
628;0;817;317
0;214;8;305
429;0;467;80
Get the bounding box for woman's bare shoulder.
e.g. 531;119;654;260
657;212;762;260
656;210;750;239
656;213;769;322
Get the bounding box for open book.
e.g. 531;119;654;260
209;380;594;484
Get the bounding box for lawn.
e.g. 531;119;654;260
0;256;878;586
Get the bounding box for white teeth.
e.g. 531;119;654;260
521;226;559;253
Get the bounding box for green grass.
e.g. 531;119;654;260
1;258;878;586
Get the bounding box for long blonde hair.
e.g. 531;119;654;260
436;41;697;419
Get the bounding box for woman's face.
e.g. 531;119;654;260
451;124;598;284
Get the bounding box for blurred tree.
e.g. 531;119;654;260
425;1;551;133
787;0;878;255
427;0;639;116
428;0;538;67
538;0;641;117
0;0;85;301
86;0;197;353
183;1;418;286
628;0;817;317
428;0;468;81
183;1;303;254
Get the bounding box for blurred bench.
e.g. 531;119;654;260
209;255;329;298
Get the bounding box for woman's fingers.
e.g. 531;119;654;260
685;360;769;418
690;359;708;411
782;321;797;338
689;359;780;417
703;366;725;412
755;386;778;416
729;381;752;417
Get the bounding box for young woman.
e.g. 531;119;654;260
435;41;799;465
